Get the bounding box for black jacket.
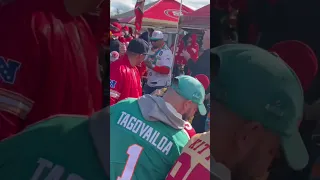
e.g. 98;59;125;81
187;49;210;92
110;38;120;53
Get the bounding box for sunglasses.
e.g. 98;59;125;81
150;39;160;42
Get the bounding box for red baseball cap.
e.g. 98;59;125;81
269;40;318;91
195;74;210;90
110;22;122;37
122;26;129;31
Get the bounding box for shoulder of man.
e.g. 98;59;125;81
160;48;173;58
110;98;138;113
110;58;129;75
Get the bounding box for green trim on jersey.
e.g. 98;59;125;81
149;44;170;65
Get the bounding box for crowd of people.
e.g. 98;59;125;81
1;0;320;180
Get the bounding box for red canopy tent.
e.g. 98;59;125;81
113;0;194;28
180;4;210;29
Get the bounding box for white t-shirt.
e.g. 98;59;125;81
146;45;173;87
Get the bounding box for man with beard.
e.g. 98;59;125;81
144;31;174;94
0;0;104;140
167;44;308;180
0;75;205;179
182;29;210;133
110;75;206;180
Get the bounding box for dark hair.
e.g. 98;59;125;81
147;28;154;33
182;33;191;46
126;51;139;57
139;32;149;42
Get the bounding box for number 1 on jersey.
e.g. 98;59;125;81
117;144;143;180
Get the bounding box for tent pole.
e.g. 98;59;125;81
170;0;183;82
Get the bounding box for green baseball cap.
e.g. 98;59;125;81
210;44;308;170
171;75;207;115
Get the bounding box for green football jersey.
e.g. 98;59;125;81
110;98;190;180
0;116;107;180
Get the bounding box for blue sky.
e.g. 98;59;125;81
110;0;210;15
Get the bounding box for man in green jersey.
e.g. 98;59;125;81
110;75;206;180
0;75;206;180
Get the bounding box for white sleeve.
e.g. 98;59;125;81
159;50;173;68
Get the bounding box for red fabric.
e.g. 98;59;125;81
118;36;126;43
110;55;142;105
136;61;147;77
111;22;122;36
82;1;110;45
118;36;133;46
122;25;129;31
186;34;199;62
153;66;170;74
181;5;210;28
0;0;102;140
195;74;210;90
269;40;318;91
120;0;194;26
134;0;145;33
172;34;199;65
125;36;134;43
184;121;196;138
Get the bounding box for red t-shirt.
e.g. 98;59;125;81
110;55;142;105
0;0;102;140
136;61;147;77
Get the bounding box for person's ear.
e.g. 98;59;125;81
235;121;264;156
182;100;192;113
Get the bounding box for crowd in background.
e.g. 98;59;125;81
108;21;211;133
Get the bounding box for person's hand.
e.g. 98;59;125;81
182;50;191;60
144;59;153;69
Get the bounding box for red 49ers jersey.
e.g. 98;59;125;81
166;132;210;180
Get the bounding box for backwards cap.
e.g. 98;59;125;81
210;44;308;170
172;75;207;115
